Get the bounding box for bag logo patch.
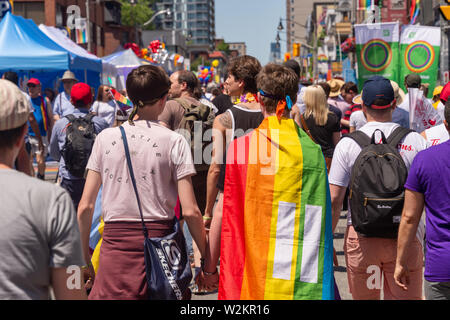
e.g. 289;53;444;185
161;239;182;271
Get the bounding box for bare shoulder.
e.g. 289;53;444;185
215;110;232;129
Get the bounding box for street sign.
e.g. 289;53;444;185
441;1;450;20
0;0;11;20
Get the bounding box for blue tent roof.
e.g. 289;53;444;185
0;12;101;73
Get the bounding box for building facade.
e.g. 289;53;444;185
153;0;215;50
228;42;246;57
285;0;330;52
11;0;136;57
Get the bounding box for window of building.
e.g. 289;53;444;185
13;2;45;25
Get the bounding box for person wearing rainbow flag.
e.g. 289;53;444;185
26;78;54;180
199;64;335;300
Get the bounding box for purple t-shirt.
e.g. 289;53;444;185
404;140;450;282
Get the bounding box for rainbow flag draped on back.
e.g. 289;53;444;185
219;116;334;300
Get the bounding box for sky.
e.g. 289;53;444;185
215;0;286;66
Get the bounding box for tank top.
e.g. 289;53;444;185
217;105;264;191
28;96;49;137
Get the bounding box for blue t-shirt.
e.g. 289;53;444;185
28;96;49;137
404;140;450;282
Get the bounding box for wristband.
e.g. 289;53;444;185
200;258;218;275
203;216;212;220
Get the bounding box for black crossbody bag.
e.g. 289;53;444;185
120;126;192;300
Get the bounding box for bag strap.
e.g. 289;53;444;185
346;130;371;149
65;114;76;123
300;114;317;144
387;126;414;149
120;126;149;238
83;113;95;123
174;98;191;111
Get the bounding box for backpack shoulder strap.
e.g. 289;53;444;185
346;130;371;149
65;114;77;123
84;113;95;122
387;126;414;148
174;98;191;111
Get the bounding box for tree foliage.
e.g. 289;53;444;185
120;0;155;30
216;40;230;54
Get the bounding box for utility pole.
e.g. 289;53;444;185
86;0;91;52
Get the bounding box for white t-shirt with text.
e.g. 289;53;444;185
329;121;427;241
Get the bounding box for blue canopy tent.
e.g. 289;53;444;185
0;12;102;92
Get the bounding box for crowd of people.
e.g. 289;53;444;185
0;55;449;300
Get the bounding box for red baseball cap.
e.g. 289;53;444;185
440;82;450;104
27;78;41;86
71;82;92;106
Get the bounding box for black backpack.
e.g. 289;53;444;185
61;114;97;178
174;98;215;172
347;127;413;238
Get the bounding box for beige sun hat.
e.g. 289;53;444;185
0;79;30;130
390;80;405;106
327;79;345;98
61;70;78;82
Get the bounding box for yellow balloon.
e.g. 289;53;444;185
212;59;219;68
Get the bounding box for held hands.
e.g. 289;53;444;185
195;269;219;292
203;215;212;231
195;257;219;292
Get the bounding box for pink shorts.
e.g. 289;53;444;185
344;225;423;300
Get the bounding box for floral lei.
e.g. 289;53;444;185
233;92;258;105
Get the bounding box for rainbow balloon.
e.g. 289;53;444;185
219;117;335;300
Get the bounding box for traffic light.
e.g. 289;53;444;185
441;0;450;20
293;43;300;57
284;52;291;62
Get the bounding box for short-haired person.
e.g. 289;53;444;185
77;65;207;300
159;70;205;130
329;76;427;300
300;85;341;171
53;70;77;121
204;55;263;230
350;80;406;133
200;64;335;300
27;78;54;180
49;83;109;210
395;101;450;300
0;79;86;300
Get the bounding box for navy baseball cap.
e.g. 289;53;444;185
362;76;395;109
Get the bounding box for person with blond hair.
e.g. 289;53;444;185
299;85;341;170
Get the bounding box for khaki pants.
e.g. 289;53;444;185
344;225;423;300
